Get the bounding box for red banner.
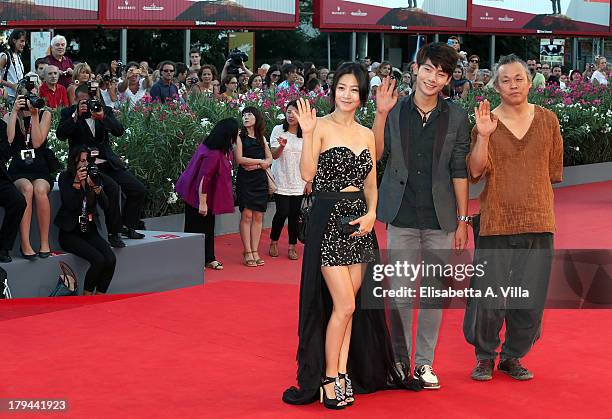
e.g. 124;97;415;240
0;0;98;21
315;0;467;31
471;0;610;34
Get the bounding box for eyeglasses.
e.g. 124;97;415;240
470;59;479;63
271;73;281;77
162;69;174;73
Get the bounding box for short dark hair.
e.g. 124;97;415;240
282;63;297;76
306;77;320;92
126;61;139;71
330;62;369;108
75;83;90;97
175;62;188;76
189;48;200;55
552;65;562;71
158;60;175;71
416;42;459;78
35;57;48;68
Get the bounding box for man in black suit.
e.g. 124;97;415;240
57;83;146;247
551;0;561;15
407;0;417;8
0;119;26;262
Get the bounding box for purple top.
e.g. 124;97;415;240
175;144;235;215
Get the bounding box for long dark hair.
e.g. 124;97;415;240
67;145;89;178
282;100;302;138
264;64;281;89
8;29;26;53
203;118;239;153
240;106;266;148
330;62;370;111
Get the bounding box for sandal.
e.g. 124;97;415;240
205;261;224;270
252;251;265;266
243;252;257;268
288;248;299;260
269;242;279;257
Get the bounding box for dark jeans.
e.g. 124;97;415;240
59;224;116;293
0;178;26;251
466;232;554;361
184;203;216;264
99;165;146;232
270;194;302;245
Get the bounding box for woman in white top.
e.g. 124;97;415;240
0;30;27;105
591;56;609;86
268;100;309;260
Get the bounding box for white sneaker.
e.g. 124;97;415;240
414;365;440;389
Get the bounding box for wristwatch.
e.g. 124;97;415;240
457;215;471;223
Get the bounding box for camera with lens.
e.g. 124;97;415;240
86;148;101;185
17;76;45;111
228;48;248;71
187;77;199;85
86;81;103;113
116;60;123;76
102;73;113;82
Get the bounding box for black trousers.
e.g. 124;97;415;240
184;203;216;264
270;194;302;245
0;178;26;251
98;166;146;232
467;232;554;361
59;223;116;293
551;0;561;14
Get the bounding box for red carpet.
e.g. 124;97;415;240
1;182;611;418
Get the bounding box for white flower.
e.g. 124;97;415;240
575;146;580;151
200;117;211;128
167;192;178;204
584;125;590;133
239;104;245;112
277;114;285;120
125;128;132;136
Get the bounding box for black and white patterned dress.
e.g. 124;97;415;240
313;146;375;267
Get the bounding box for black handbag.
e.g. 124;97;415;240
49;261;78;297
297;194;313;244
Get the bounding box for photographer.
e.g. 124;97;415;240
220;50;252;86
3;74;53;259
118;62;150;108
94;63;119;109
55;146;115;295
57;83;146;248
0;117;26;263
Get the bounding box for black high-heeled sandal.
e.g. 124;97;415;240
339;372;354;406
320;376;346;410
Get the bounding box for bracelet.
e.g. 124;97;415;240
457;215;471;223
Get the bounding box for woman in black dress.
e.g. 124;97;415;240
283;63;403;409
234;107;272;267
3;74;53;259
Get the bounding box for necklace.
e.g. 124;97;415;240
413;101;437;126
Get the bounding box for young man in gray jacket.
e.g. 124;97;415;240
372;42;470;389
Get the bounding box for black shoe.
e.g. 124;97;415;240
471;359;495;381
20;248;38;260
0;250;11;263
498;358;534;380
122;228;145;240
320;376;346;410
38;251;51;259
108;233;126;248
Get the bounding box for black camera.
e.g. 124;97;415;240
102;73;113;82
86;81;103;113
17;76;45;111
187;77;199;84
228;48;248;69
86;148;101;184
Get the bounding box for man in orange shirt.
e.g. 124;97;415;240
39;65;69;109
466;54;563;382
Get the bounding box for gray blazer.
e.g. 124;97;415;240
377;96;470;232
